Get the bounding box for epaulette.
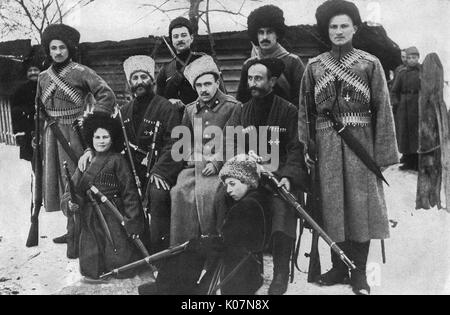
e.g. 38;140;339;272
223;94;239;104
191;51;206;56
72;62;86;71
355;49;378;63
308;54;322;65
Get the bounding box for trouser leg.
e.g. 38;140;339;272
268;232;293;295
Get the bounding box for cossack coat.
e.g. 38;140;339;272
298;48;399;243
36;61;115;212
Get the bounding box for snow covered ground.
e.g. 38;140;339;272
1;143;449;295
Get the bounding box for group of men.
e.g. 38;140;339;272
12;0;401;295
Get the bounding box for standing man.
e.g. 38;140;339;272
11;54;44;162
298;0;398;295
170;55;239;246
391;46;421;171
36;24;115;253
225;58;307;295
156;17;205;111
79;55;182;253
236;5;305;107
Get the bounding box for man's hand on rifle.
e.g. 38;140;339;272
78;149;94;172
150;174;171;191
202;162;217;177
278;177;291;191
68;200;80;213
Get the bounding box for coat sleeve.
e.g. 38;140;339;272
156;65;167;97
276;105;308;191
390;70;402;113
83;67;115;115
151;102;183;186
289;56;306;107
115;155;145;236
370;59;400;167
236;61;251;103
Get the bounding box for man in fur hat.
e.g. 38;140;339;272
224;58;307;295
391;46;421;171
170;54;239;247
298;0;398;295
79;55;182;253
36;24;115;252
156;17;206;111
236;5;305;107
11;47;45;162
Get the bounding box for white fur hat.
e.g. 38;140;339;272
184;55;220;87
123;55;155;81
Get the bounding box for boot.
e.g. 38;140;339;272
268;232;292;295
316;241;350;286
349;241;371;295
53;233;68;244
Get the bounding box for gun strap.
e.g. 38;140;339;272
41;109;79;164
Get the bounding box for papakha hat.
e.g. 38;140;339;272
41;24;80;57
82;112;124;153
315;0;362;43
184;55;220;87
123;55;156;81
247;57;285;78
219;154;260;190
247;5;287;45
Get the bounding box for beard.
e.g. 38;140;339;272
131;82;152;97
249;86;268;98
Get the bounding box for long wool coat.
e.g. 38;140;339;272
391;65;421;154
11;80;37;161
170;90;239;246
298;48;399;243
37;61;115;212
61;152;145;279
120;94;182;187
225;94;307;239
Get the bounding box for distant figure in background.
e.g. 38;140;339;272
416;53;450;210
391;46;421;171
11;55;44;162
236;5;305;107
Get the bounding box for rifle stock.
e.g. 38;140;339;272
100;241;189;279
26;100;43;247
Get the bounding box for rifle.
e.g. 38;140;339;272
116;105;143;199
100;240;189;279
304;91;322;282
26;100;43;248
248;151;356;272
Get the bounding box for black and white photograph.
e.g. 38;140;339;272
0;0;449;297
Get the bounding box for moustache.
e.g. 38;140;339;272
200;92;210;97
176;41;186;46
260;40;271;45
131;83;150;93
249;86;264;93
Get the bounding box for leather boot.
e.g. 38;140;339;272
316;241;350;286
268;232;293;295
349;241;371;295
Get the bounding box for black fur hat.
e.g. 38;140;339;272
41;24;80;59
83;112;124;153
22;45;46;73
315;0;362;43
169;16;194;38
247;57;285;78
247;5;287;45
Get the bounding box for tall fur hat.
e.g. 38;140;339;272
247;57;285;78
219;154;260;190
82;112;124;153
169;16;194;38
405;46;420;56
184;55;220;87
123;55;155;82
315;0;362;44
247;5;287;45
41;24;80;58
22;45;46;73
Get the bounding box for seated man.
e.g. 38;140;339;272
139;154;270;295
170;55;239;246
